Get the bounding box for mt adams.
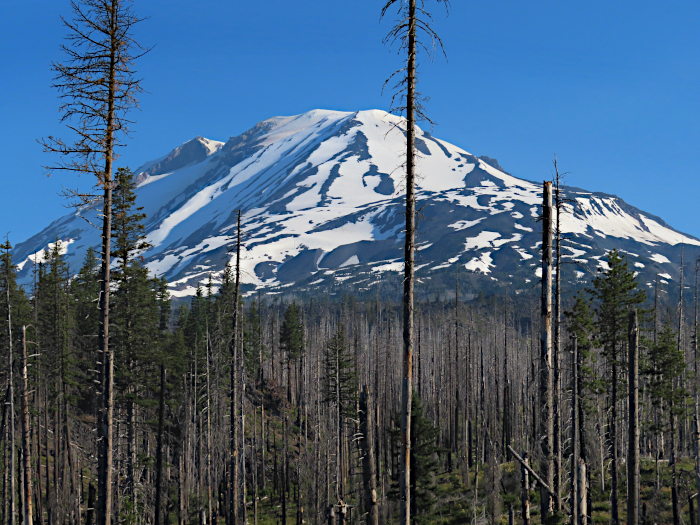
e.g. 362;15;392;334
13;109;699;297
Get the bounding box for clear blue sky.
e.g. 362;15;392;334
2;0;699;243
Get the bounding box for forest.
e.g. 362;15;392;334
2;0;698;524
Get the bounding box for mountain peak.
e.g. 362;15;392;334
13;108;700;298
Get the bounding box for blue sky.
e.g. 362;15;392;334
1;0;699;243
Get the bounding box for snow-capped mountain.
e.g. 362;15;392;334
13;109;699;298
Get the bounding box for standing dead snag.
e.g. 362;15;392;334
540;181;555;519
41;3;148;525
627;310;639;525
154;365;166;525
21;327;33;525
230;211;242;525
571;334;579;525
693;258;700;525
380;0;448;521
360;386;379;525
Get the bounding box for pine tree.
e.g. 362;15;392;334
390;393;440;524
0;241;32;353
280;302;303;404
111;166;161;520
589;249;646;525
645;320;688;525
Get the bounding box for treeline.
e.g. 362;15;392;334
1;172;699;524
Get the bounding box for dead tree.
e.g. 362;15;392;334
230;211;242;525
21;327;33;525
694;258;700;525
627;311;639;525
571;334;579;525
155;365;166;525
5;269;16;525
42;3;148;524
380;1;448;521
539;181;555;518
359;386;379;525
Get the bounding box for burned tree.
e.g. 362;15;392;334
41;2;148;524
380;1;448;521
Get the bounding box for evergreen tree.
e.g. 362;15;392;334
110;166;162;520
589;249;646;524
280;302;303;403
243;300;265;381
71;247;101;408
0;240;32;354
390;393;440;524
322;324;358;418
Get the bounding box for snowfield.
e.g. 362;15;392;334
13;109;699;296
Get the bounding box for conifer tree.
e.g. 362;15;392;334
42;3;149;520
390;393;440;524
590;249;646;525
110;166;161;519
280;302;303;404
646;321;688;525
380;2;448;520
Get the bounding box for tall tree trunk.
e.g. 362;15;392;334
693;259;700;525
7;280;17;525
553;161;563;512
399;1;417;523
155;365;166;525
96;5;116;522
571;334;579;525
627;311;639;525
359;386;378;525
539;181;555;519
230;211;241;525
21;327;33;525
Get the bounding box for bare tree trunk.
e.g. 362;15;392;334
230;211;241;525
553;160;563;513
206;336;213;525
97;14;116;525
539;181;555;519
627;311;639;525
21;327;33;525
520;452;530;525
7;280;17;525
154;365;166;525
578;460;587;525
571;334;579;525
398;2;417;523
694;259;700;525
359;387;378;525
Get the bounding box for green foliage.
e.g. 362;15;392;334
390;393;441;522
243;299;266;380
280;301;303;362
321;324;357;418
644;321;690;427
565;290;602;407
0;239;32;352
110;166;166;410
589;249;647;364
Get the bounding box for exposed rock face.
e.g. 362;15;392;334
14;109;698;298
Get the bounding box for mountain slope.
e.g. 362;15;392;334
14;109;699;297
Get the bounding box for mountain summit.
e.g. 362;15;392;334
14;109;699;297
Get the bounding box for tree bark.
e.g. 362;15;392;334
359;386;378;525
694;259;700;525
21;327;33;525
539;181;555;519
230;211;241;525
400;1;417;523
155;365;166;525
627;311;639;525
571;334;579;525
